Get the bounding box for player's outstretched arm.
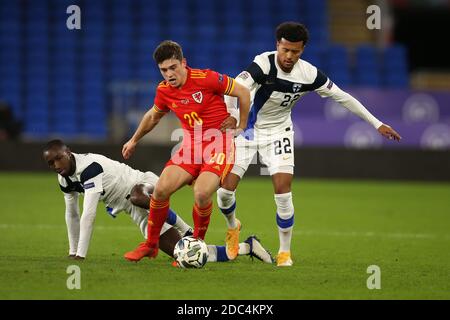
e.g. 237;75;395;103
315;80;401;142
64;192;80;258
122;108;166;159
228;81;251;134
75;192;101;259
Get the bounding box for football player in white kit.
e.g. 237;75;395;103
43;140;274;264
217;22;402;266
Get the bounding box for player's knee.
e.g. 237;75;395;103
194;189;212;207
217;187;235;208
152;185;171;201
274;192;294;219
221;172;240;190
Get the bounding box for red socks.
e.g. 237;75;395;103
192;202;213;240
146;197;170;247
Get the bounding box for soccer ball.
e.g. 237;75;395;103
173;236;209;269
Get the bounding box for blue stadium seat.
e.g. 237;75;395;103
302;44;325;68
0;49;21;65
385;73;408;88
0;81;22;118
24;119;49;137
137;23;161;42
109;65;132;80
136;1;161;20
81;94;105;110
110;36;132;52
80;108;108;139
220;24;246;43
51;106;79;137
248;26;275;42
193;25;218;42
0;18;20;34
324;45;352;86
80;50;104;65
354;45;381;87
26;99;49;117
222;7;245;26
382;45;409;87
81;32;105;49
278;0;301;13
136;53;160;80
27;66;49;79
0;34;21;50
355;45;379;68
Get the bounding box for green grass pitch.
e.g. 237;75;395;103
0;172;449;299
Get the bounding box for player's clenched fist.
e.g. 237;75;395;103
122;140;137;159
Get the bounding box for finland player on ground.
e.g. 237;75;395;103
218;22;402;267
43;139;273;264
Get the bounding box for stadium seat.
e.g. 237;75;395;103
382;45;409;88
321;45;351;85
302;44;325;69
0;80;22;118
354;45;382;87
24;119;49;137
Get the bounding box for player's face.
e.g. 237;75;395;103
43;148;74;177
158;58;188;88
276;38;305;72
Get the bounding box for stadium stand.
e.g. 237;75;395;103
0;0;410;140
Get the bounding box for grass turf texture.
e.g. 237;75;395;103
0;172;449;299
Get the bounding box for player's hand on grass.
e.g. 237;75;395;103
378;124;402;142
220;116;237;132
122;139;137;159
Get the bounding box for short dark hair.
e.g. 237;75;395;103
44;139;67;152
276;22;309;45
153;40;184;64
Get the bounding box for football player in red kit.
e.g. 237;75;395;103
122;40;251;262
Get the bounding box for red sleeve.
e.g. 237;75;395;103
205;70;235;96
152;86;170;113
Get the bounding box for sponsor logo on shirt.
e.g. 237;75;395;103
180;98;189;104
192;91;203;104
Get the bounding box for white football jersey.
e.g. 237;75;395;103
58;153;158;214
228;51;334;138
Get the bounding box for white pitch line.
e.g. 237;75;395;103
0;223;449;240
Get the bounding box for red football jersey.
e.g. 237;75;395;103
152;67;235;140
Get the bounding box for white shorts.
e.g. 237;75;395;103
130;205;171;239
128;171;170;238
136;171;159;191
231;129;295;178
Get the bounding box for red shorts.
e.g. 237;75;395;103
165;132;235;184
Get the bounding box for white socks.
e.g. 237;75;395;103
217;187;237;229
275;192;294;253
